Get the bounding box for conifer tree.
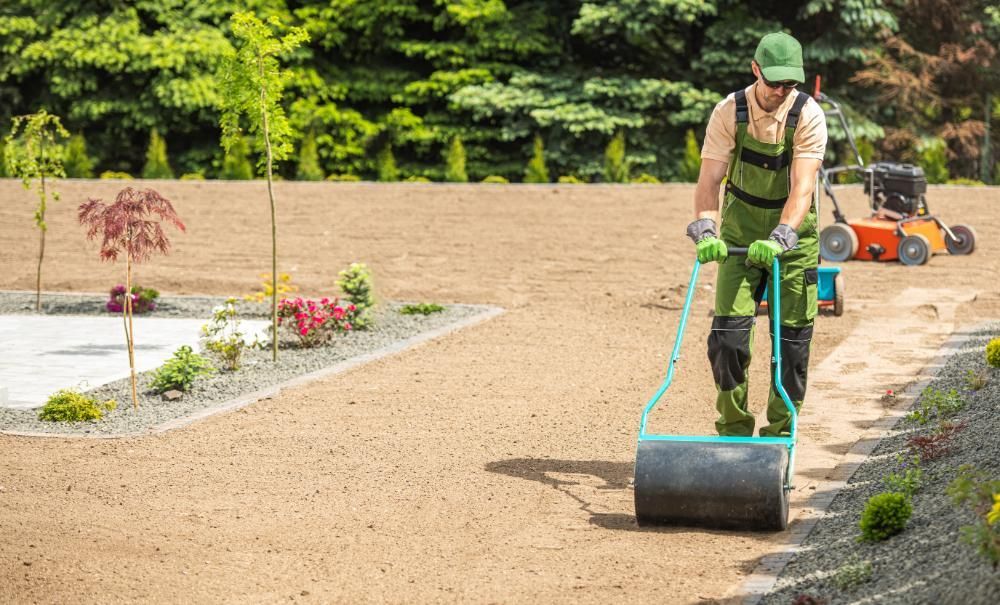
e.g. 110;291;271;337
0;139;8;178
220;136;254;180
377;144;398;181
142;130;174;179
524;134;549;183
604;130;629;183
64;133;94;178
678;129;701;182
444;135;468;182
297;130;324;181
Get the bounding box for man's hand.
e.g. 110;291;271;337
746;224;798;267
687;218;728;264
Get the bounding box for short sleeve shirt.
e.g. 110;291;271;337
701;83;827;164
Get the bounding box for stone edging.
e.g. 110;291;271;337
1;305;505;440
730;324;979;604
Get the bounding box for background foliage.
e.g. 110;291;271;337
0;0;996;182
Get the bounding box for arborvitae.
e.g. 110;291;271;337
0;139;7;177
678;129;701;182
444;135;468;182
142;130;174;179
376;144;398;182
296;130;324;181
64;133;94;178
604;130;628;183
220;136;254;180
524;134;549;183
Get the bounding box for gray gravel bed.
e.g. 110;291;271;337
0;292;494;437
761;326;1000;605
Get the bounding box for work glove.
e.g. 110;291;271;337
686;218;728;264
746;224;799;268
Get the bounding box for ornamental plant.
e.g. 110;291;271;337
906;386;966;425
400;303;444;316
5;110;69;312
64;133;94;178
445;135;468;182
832;555;873;590
142;130;174;179
201;297;260;371
906;420;966;461
297;130;324;181
244;272;298;304
986;337;1000;368
604;130;628;183
524;134;549;183
106;285;159;314
218;11;309;362
947;465;1000;567
276;297;355;347
38;389;116;422
376;144;399;181
149;345;215;394
882;454;923;498
859;492;912;542
678;129;701;182
79;187;185;409
964;368;989;391
336;262;374;329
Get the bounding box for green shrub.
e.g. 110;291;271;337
917;138;948;184
524;134;549;183
604;130;628;183
558;175;585;184
149;345;214;393
906;387;965;424
220;136;254;180
400;302;444;315
142;129;174;179
99;171;133;179
326;173;361;182
678;129;701;182
947;465;1000;566
444;135;467;182
64;133;94;178
482;175;509;183
38;389;116;422
376;145;398;182
202;298;259;371
833;555;873;590
0;139;7;177
883;454;923;497
296;130;324;181
631;173;661;184
986;337;1000;368
945;178;985;186
336;262;375;328
404;175;431;182
964;368;988;390
179;172;205;180
859;492;912;541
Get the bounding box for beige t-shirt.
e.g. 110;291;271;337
701;83;827;164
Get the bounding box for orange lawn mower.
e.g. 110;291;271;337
814;87;977;266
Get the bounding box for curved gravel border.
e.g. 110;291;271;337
0;291;501;438
743;325;1000;604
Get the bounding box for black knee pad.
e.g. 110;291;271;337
707;316;754;391
771;324;813;401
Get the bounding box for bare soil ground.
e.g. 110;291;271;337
1;179;998;604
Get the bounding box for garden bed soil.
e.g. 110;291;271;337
1;179;999;604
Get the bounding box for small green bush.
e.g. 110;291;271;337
964;368;988;390
142;129;175;179
945;178;985;186
149;345;214;393
296;130;324;181
907;387;965;424
917;138;948;184
558;175;585;184
336;262;375;328
326;173;362;182
444;135;468;183
400;302;444;315
99;171;133;179
376;145;398;182
38;389;116;422
604;130;628;183
404;175;431;183
833;555;873;590
678;129;701;182
631;173;661;184
220;136;254;180
524;134;549;183
202;297;260;371
64;133;94;178
859;492;912;541
179;172;205;180
947;465;1000;566
883;454;923;497
986;337;1000;368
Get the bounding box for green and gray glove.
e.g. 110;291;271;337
746;224;798;268
686;218;728;264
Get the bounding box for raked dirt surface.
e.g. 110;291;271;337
1;179;998;604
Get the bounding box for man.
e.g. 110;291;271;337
686;32;828;437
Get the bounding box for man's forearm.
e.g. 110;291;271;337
780;158;823;229
692;158;729;222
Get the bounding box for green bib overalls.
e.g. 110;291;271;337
710;88;819;437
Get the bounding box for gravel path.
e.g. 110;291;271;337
761;326;1000;605
0;291;495;437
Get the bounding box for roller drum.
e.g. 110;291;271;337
634;440;789;530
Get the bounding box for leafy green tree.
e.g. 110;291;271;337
64;133;94;178
142;130;174;179
376;145;398;182
218;10;309;362
918;138;949;184
679;129;701;182
0;139;8;177
5;110;69;311
220;136;254;180
524;134;549;183
296;130;324;181
445;135;467;182
604;130;629;183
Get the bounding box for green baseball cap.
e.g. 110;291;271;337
754;32;805;84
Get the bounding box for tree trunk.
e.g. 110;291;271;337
259;54;278;362
126;254;138;410
35;138;46;313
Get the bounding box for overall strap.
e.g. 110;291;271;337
728;89;750;183
734;89;749;124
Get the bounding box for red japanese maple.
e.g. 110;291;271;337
79;187;185;409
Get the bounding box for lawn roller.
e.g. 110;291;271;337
634;248;796;530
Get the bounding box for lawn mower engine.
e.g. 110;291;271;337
865;162;928;219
